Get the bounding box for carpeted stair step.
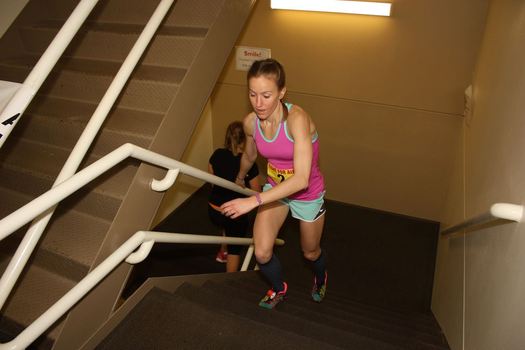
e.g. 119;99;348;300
255;272;441;329
19;20;206;68
231;275;445;340
203;278;448;350
173;282;404;350
97;287;345;350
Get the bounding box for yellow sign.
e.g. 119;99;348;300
267;162;294;183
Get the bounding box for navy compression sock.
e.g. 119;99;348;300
312;250;327;286
258;254;285;292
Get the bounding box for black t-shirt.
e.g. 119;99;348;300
209;148;259;206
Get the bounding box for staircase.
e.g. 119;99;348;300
89;272;450;350
81;186;449;350
0;0;254;348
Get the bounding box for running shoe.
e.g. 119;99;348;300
215;250;228;263
311;271;327;303
258;282;288;309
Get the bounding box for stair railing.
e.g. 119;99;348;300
0;0;103;148
0;231;284;350
0;143;281;349
0;0;175;310
0;143;258;238
440;203;523;235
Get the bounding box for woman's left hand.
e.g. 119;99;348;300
220;197;258;219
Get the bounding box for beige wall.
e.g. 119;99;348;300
152;101;214;226
0;0;30;38
432;1;525;349
211;0;488;221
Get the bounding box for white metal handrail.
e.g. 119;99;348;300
0;143;256;241
0;0;102;147
0;0;175;310
440;203;523;235
0;231;284;350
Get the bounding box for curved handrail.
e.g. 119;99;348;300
0;143;255;240
0;231;284;350
440;203;523;236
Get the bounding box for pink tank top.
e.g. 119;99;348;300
254;103;325;201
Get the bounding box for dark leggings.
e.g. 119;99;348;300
208;205;249;255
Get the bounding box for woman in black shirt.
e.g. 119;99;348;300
208;121;260;272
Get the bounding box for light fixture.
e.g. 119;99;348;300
270;0;392;17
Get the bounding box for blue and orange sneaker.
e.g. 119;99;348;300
258;282;288;309
311;271;327;303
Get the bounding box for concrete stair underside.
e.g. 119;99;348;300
0;0;252;347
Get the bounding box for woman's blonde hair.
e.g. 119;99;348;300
224;121;245;156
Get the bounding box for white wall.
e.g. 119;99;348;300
0;0;30;38
432;1;525;349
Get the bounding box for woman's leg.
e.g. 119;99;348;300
209;206;228;263
300;213;327;298
299;213;325;261
254;201;289;292
224;214;249;272
226;254;240;272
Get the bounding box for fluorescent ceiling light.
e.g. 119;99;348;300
271;0;392;17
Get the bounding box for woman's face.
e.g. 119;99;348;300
248;75;285;120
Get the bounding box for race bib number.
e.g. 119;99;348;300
267;162;294;183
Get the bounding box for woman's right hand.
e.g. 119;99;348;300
235;176;246;188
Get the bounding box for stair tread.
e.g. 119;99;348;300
0;138;139;200
19;24;204;68
98;287;344;350
203;279;448;349
30;20;209;38
13;113;152;158
0;186;110;269
0;54;187;83
26;94;164;136
174;282;405;350
0;261;74;341
0;162;123;223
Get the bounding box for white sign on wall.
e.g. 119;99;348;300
235;46;271;71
